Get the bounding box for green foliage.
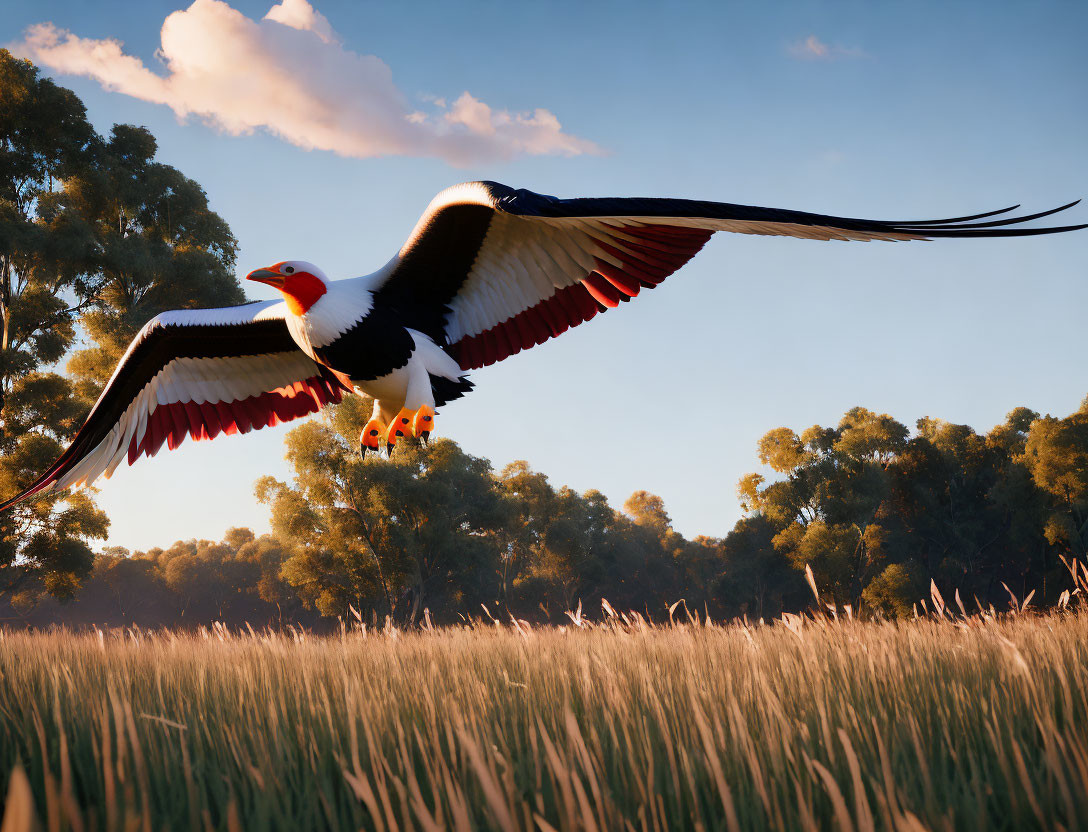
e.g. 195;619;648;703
10;394;1088;628
1;528;317;628
862;561;926;618
728;400;1088;618
624;489;672;532
254;397;721;624
232;396;1088;624
0;50;95;394
0;51;241;601
757;426;810;472
734;408;907;609
1022;412;1088;506
64;123;241;391
258;395;511;621
715;514;805;619
1021;401;1088;564
0;51;104;595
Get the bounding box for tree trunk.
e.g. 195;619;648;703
0;257;10;438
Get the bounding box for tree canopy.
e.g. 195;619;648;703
732;402;1081;617
253;395;715;624
0;50;241;603
9;396;1088;629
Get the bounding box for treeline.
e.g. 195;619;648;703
1;530;323;630
724;402;1088;618
2;398;725;628
8;394;1088;629
250;394;1088;624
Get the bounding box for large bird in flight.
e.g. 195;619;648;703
2;181;1084;510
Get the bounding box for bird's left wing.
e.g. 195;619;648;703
370;181;1085;371
1;301;345;510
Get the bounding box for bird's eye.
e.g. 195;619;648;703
283;265;295;274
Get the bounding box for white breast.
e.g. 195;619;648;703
287;277;376;353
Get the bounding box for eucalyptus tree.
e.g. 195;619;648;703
737;407;908;608
64;123;242;397
884;410;1051;607
1022;398;1088;593
0;51;243;600
0;50;105;597
258;396;510;622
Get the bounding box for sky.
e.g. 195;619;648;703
4;0;1088;551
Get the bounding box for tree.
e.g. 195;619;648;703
92;547;171;623
257;403;707;624
623;489;721;614
861;562;925;618
886;412;1049;606
512;484;615;613
1022;399;1088;578
0;53;242;603
509;481;677;616
624;491;671;535
493;460;552;610
730;403;1070;617
715;515;805;619
234;532;304;624
0;50;107;598
0;528;321;629
64;123;241;397
0;49;97;411
737;408;907;608
258;396;510;623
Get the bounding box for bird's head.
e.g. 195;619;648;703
246;260;329;316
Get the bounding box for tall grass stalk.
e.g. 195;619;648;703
1;613;1086;830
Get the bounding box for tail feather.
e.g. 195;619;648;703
431;374;474;408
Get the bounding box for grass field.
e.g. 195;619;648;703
1;613;1086;831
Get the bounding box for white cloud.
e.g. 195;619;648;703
11;0;601;166
788;35;870;61
446;92;496;137
263;0;336;44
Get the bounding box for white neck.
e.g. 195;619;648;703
286;275;376;352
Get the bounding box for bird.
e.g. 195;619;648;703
1;181;1084;510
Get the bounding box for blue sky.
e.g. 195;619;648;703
4;0;1088;550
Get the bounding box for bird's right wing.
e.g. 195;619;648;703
1;300;345;510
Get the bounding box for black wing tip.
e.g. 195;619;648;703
889;199;1085;237
891;204;1021;226
918;221;1088;239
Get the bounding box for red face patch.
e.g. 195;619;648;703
281;272;327;315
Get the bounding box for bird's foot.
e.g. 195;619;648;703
359;419;385;458
385;408;416;455
412;405;434;443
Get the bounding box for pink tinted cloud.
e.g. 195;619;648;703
788;35;870;61
12;0;600;166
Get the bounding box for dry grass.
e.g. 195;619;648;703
1;612;1087;831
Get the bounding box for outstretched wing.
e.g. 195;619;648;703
1;301;345;510
370;181;1085;371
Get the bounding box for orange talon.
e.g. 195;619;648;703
359;419;385;457
412;405;434;441
385;408;415;455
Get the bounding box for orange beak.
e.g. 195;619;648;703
246;266;285;289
